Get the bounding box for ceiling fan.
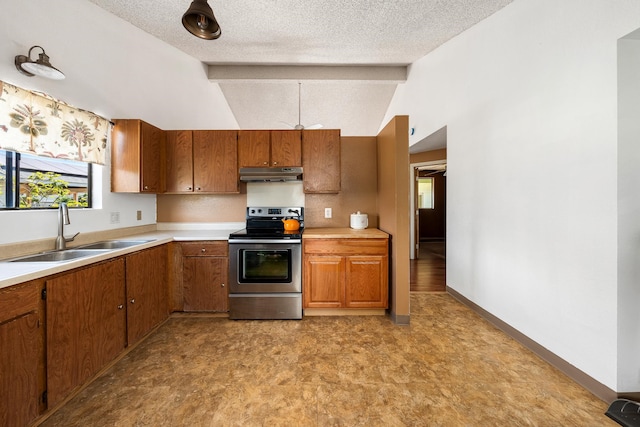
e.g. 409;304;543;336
282;82;323;130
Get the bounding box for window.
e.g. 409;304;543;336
0;149;91;209
418;177;434;209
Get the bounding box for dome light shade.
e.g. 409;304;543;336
15;46;65;80
182;0;221;40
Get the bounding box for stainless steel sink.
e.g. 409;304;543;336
9;249;112;263
78;239;155;250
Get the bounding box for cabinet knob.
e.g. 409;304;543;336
187;186;192;191
130;299;135;304
263;161;268;165
201;248;206;253
273;162;278;166
221;283;225;287
117;304;124;310
196;187;201;191
143;185;149;190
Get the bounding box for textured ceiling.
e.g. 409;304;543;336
87;0;513;143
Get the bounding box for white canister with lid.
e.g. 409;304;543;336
350;211;368;229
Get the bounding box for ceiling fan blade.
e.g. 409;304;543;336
279;83;323;130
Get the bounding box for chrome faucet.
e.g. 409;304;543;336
55;202;80;250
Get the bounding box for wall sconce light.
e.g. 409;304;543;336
15;45;65;80
182;0;221;40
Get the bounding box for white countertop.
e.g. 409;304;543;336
0;225;243;290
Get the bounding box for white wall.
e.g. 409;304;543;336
617;36;640;393
383;0;640;392
0;0;239;245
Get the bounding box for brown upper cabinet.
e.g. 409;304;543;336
238;130;302;168
166;130;239;193
165;130;193;193
111;119;166;193
111;121;341;193
302;129;341;193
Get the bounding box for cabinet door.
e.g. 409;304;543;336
193;130;239;193
166;130;194;193
271;130;301;167
0;313;40;427
183;256;228;312
112;119;165;193
303;255;345;308
46;259;126;408
111;119;140;192
126;246;169;346
140;121;165;193
302;129;341;193
345;256;389;308
0;280;44;425
238;130;270;167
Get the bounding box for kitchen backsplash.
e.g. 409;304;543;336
246;181;305;207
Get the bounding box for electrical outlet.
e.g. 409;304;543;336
136;210;142;221
324;208;332;219
110;212;120;224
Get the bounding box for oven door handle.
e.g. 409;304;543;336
229;239;301;244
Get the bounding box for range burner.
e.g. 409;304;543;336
229;206;304;241
229;228;303;240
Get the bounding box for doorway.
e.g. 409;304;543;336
410;164;446;292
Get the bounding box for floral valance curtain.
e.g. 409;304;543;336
0;80;110;165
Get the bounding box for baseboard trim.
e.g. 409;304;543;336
447;286;618;403
390;312;410;325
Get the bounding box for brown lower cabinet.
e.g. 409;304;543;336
46;258;127;408
303;238;389;309
0;280;45;427
125;245;169;345
181;242;228;312
45;244;169;410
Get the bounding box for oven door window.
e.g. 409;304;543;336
240;249;292;283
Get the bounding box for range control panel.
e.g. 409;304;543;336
247;206;304;219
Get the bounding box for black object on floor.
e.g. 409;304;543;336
606;399;640;426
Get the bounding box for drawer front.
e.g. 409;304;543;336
0;280;41;324
303;239;387;256
180;241;228;257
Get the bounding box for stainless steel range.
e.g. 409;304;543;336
228;206;304;320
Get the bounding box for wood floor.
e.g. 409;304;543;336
411;240;446;292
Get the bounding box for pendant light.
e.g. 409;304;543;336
14;46;65;80
182;0;221;40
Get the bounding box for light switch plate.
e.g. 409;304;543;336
324;208;332;219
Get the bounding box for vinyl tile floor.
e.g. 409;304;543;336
40;293;615;426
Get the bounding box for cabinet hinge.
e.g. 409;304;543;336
42;390;47;405
41;288;47;300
